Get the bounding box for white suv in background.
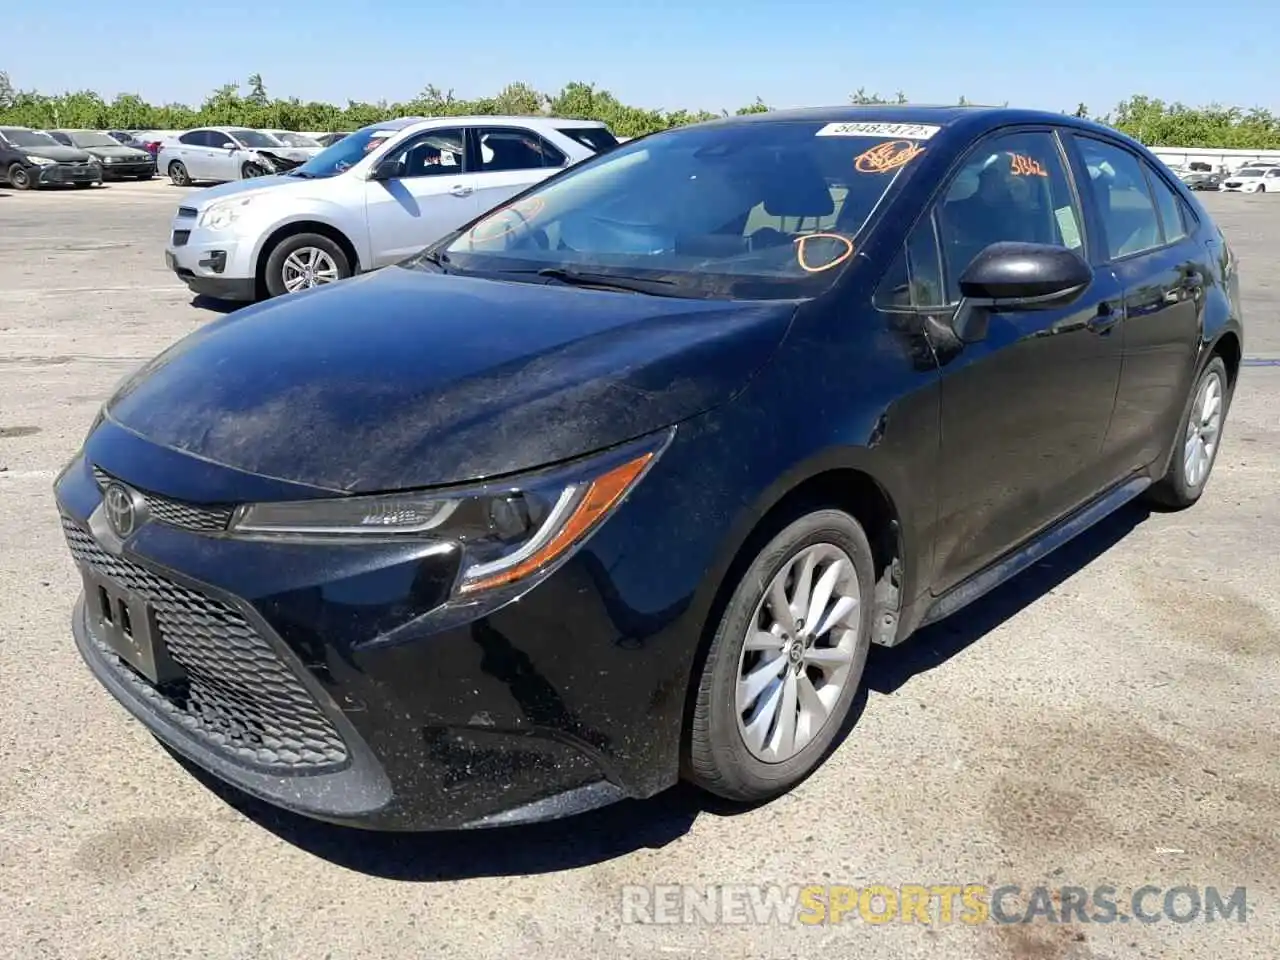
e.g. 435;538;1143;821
1219;164;1280;193
164;116;617;302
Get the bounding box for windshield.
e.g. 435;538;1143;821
289;125;402;178
435;120;923;300
70;131;125;148
3;128;60;148
229;129;282;149
271;131;320;148
1235;168;1268;177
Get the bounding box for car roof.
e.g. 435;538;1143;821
361;115;610;134
704;103;1110;134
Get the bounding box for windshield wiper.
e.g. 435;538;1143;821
414;250;453;272
533;267;677;295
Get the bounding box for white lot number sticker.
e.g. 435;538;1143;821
1055;205;1083;250
816;122;941;140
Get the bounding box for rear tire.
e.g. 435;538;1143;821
263;233;351;298
7;163;34;190
168;161;191;186
1146;356;1230;509
685;509;875;802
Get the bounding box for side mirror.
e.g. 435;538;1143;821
958;241;1092;306
369;158;403;181
952;241;1093;343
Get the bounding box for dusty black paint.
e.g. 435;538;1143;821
106;267;797;491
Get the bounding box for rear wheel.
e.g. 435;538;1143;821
685;509;875;802
263;233;351;298
1147;356;1230;509
168;161;191;186
7;163;34;190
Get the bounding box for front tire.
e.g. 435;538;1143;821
167;161;191;186
1147;356;1230;509
263;233;351;298
7;163;34;190
241;162;268;179
685;509;875;802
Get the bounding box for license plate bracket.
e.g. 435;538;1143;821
82;569;185;686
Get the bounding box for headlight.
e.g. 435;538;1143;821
199;196;253;229
228;429;673;596
28;156;56;166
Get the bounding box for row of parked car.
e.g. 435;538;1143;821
0;125;355;190
1166;160;1280;193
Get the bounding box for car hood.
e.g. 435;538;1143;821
84;144;151;160
105;266;796;492
185;174;300;206
20;144;92;162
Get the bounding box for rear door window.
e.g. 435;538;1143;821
557;127;620;153
1143;164;1188;244
1073;136;1163;260
476;127;566;171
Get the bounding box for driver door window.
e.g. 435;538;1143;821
384;129;465;178
935;130;1085;302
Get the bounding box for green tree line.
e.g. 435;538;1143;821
3;71;1280;148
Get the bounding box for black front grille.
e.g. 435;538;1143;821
172;230;190;247
63;516;349;771
92;466;232;532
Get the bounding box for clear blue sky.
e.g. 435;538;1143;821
5;0;1273;115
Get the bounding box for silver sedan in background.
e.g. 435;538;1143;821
156;127;312;185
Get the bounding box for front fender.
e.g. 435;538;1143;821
249;204;370;273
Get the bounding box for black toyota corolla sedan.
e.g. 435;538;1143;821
54;106;1243;831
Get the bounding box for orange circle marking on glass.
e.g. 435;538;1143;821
468;196;545;244
854;139;926;174
794;233;854;273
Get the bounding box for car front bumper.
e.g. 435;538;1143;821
34;161;102;186
53;421;705;830
165;217;259;301
101;160;157;179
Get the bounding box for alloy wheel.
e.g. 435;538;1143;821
735;543;861;763
1184;369;1223;488
281;247;340;293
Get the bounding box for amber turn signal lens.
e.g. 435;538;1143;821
458;451;655;594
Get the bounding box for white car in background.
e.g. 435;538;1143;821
1219;164;1280;193
164;115;618;301
156;126;314;185
261;129;326;159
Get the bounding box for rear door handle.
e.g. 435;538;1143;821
449;184;473;197
1087;302;1121;334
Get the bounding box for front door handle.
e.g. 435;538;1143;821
449;184;473;197
1087;302;1121;334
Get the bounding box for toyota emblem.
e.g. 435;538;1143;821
103;483;142;538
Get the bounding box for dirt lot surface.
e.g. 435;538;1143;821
1;181;1276;960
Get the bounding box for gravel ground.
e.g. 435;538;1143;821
0;180;1277;960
